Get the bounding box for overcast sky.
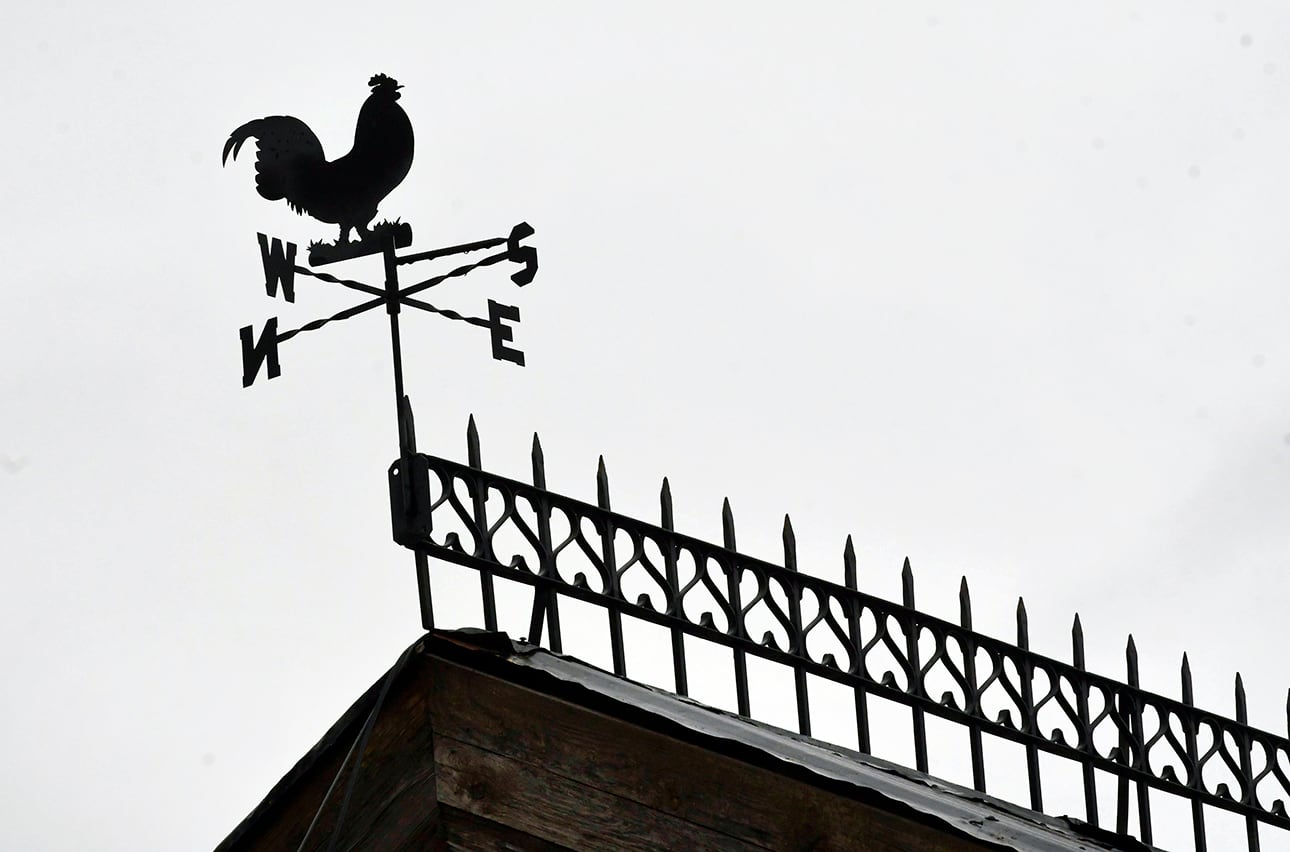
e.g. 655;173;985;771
4;3;1290;850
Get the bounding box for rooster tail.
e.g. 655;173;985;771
220;115;325;205
221;121;258;166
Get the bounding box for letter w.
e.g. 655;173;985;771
257;233;297;302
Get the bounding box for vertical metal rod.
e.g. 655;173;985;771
1235;674;1261;852
1016;598;1043;812
1125;636;1152;845
1181;654;1207;852
660;479;688;696
902;559;929;775
383;237;434;632
959;578;986;793
466;416;497;632
1116;639;1133;836
783;516;811;737
415;550;434;630
1073;614;1099;827
597;457;626;677
526;433;562;652
722;498;751;718
382;236;407;445
843;537;871;754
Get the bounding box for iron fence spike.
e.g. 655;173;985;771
1072;614;1086;670
721;497;736;549
466;414;481;468
959;577;972;629
1016;597;1030;649
596;455;610;510
901;557;915;608
660;477;674;530
1125;635;1139;685
1181;654;1194;706
1235;673;1248;722
783;514;798;572
530;432;546;488
843;535;857;589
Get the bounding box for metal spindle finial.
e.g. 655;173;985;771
530;432;546;489
958;577;972;630
1181;654;1195;705
843;535;857;589
1016;597;1030;649
1072;614;1086;670
660;477;674;530
1126;635;1139;686
901;557;915;608
783;515;798;572
466;414;481;468
1236;673;1249;723
721;498;736;550
596;455;610;510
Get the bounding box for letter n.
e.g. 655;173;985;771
488;300;525;366
257;233;297;302
240;318;281;387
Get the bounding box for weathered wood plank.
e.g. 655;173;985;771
218;652;444;852
436;734;758;851
441;804;575;852
429;658;991;852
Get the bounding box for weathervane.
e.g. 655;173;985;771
223;73;538;449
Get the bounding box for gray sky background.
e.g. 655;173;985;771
4;3;1290;850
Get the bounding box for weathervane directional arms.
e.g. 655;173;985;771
237;223;538;387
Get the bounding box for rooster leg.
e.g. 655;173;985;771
337;225;352;244
356;222;373;242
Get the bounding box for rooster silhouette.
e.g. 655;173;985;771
222;74;414;244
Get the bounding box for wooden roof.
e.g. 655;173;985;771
215;630;1155;851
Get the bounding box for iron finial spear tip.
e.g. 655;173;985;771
901;557;914;606
721;497;736;549
466;414;481;467
1181;654;1195;705
530;432;546;487
659;477;674;529
843;535;857;588
595;455;609;509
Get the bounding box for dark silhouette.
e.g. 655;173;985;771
223;74;414;246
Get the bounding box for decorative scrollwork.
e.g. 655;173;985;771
393;440;1290;850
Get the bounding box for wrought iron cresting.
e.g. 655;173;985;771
390;420;1290;852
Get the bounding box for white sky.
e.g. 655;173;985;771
3;3;1290;850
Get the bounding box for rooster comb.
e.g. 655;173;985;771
369;73;401;90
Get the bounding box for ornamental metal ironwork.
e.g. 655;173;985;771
223;73;537;436
390;421;1290;852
